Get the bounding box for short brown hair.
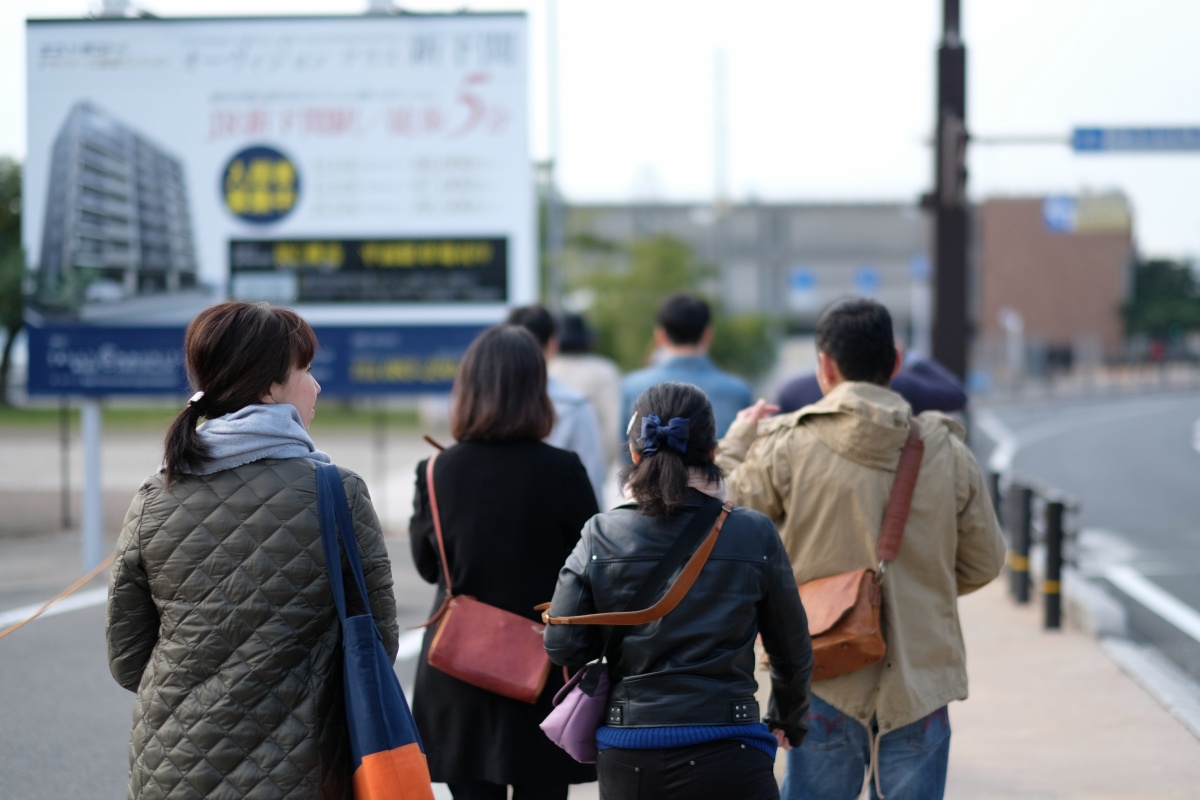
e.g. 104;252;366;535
451;325;555;442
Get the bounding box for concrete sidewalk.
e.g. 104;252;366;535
3;424;1200;797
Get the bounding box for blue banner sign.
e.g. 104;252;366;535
26;326;187;395
27;324;484;397
1072;127;1200;152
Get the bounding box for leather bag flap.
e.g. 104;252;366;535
798;569;876;637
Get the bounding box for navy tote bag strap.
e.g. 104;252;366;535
316;462;373;626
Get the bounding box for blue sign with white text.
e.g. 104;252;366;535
1072;127;1200;152
26;324;484;397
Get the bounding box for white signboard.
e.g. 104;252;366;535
24;14;532;326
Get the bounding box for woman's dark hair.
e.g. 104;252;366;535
621;381;722;517
163;301;317;484
450;325;555;443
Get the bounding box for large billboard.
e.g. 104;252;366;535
23;13;532;395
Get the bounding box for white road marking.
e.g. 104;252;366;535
973;409;1017;473
0;587;109;629
0;588;429;669
1193;418;1200;455
395;628;425;661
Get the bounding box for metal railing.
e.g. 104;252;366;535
989;472;1079;629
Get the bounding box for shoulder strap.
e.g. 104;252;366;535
876;420;924;568
407;452;459;630
425;452;453;596
315;462;372;620
541;496;731;627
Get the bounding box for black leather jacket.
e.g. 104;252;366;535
544;490;813;744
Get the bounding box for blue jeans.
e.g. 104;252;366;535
781;695;951;800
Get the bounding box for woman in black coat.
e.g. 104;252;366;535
409;325;600;800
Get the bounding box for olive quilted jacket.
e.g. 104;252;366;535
106;458;398;800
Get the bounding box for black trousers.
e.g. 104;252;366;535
447;781;569;800
596;740;779;800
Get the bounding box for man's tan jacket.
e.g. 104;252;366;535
717;381;1005;731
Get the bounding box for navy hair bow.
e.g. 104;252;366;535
640;414;690;456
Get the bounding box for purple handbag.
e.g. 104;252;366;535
537;499;731;763
538;663;611;763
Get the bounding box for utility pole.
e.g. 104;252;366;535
931;0;969;379
544;0;564;310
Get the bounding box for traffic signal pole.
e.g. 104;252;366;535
932;0;970;381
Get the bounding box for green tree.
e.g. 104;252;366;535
0;157;23;407
1121;258;1200;340
570;233;776;382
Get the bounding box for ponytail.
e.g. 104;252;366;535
162;398;208;485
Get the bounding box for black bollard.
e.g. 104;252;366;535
1007;484;1032;604
1044;500;1065;629
989;471;1004;528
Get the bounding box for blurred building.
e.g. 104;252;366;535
563;201;929;334
36;102;198;312
976;194;1135;375
564;195;1136;378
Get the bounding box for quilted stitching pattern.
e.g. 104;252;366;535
107;458;397;799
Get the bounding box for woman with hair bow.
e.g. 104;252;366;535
544;381;814;800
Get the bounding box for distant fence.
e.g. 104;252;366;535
989;472;1080;629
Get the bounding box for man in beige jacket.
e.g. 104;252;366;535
717;298;1005;800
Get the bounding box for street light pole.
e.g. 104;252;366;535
932;0;970;380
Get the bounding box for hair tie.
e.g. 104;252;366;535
187;391;205;409
640;414;690;456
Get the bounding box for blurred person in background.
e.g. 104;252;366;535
549;311;622;474
544;381;812;800
409;325;599;800
506;305;607;507
106;300;399;800
619;293;753;457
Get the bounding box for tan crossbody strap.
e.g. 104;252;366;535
876;420;924;567
406;453;455;631
539;501;732;627
425;452;454;595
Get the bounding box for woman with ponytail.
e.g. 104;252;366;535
544;381;813;799
106;301;398;800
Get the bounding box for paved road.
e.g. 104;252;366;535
974;387;1200;684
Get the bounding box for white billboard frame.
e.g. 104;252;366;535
24;12;535;327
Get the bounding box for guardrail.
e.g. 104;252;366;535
989;472;1080;629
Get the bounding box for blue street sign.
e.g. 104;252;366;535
788;267;815;291
854;266;880;297
1042;196;1077;233
909;254;931;280
1072;127;1200;153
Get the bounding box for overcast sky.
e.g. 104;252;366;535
4;0;1200;259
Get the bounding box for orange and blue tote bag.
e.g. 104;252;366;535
318;463;435;800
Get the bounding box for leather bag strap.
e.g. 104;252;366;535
541;498;732;627
405;452;458;630
876;420;924;567
425;452;453;596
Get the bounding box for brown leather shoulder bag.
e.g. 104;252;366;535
419;452;552;704
798;420;923;681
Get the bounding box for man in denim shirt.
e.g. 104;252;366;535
620;293;753;457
